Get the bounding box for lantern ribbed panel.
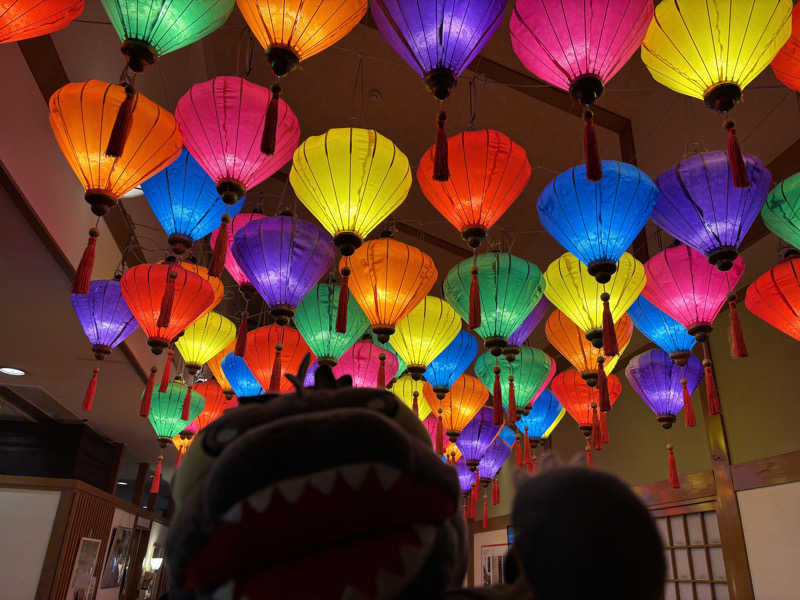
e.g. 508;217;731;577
417;130;531;235
176;262;223;316
392;375;431;420
641;0;792;100
551;369;621;429
537;161;658;267
544;252;644;335
517;389;565;439
207;344;235;396
455;458;474;492
294;284;369;364
344;238;437;334
191;380;230;431
545;309;632;375
456;406;500;465
510;0;652;91
371;0;505;79
49;80;182;201
762;172;800;250
475;348;555;413
237;0;366;61
0;0;83;42
626;349;703;418
628;297;696;360
221;352;264;397
290;128;411;241
333;340;398;388
425;330;478;392
745;257;800;341
243;325;311;393
508;297;551;347
391;297;461;372
422;414;438;444
424;374;488;437
771;3;800;92
101;0;234;57
147;381;205;440
643;245;744;332
175;312;236;369
71;279;139;355
652;152;771;260
477;436;511;480
209;213;265;288
444;252;545;343
176;76;299;190
498;426;517;447
120;263;215;349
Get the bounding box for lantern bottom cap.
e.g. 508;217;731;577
461;227;487;249
167;234;193;254
569;74;604;106
587;259;617;284
216;179;246;205
707;246;738;272
585;329;603;349
267;45;299;78
503;345;520;360
485;337;507;356
84;191;117;216
92;345;111;360
466;459;480;471
372;327;395;344
333;232;362;257
157;437;170;448
703;82;742;113
579;425;592;437
147;338;169;355
687;323;713;342
122;39;157;73
446;430;460;443
424;67;457;101
185;363;201;376
581;371;599;387
317;357;337;368
406;365;426;380
669;351;691;366
270;305;294;325
657;415;676;429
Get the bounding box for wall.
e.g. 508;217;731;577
0;488;60;600
472;528;508;586
95;507;136;600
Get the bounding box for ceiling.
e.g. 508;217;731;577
0;0;798;481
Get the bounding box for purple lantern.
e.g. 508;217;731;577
455;457;474;492
333;340;399;388
458;407;501;471
72;279;139;359
652;151;771;271
477;435;511;481
508;297;551;348
232;216;335;324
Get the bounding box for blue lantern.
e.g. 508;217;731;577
221;352;264;398
142;149;245;254
498;425;517;447
425;330;478;398
537;160;658;283
627;297;697;366
516;389;565;442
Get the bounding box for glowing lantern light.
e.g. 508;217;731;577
172;427;195;468
206;344;235;399
0;0;83;43
176;76;299;205
478;436;511;483
191;380;231;431
445;443;462;465
175;261;224;316
392;374;431;420
221;352;264;398
771;3;800;92
762;172;800;250
147;381;204;445
626;349;704;487
517;389;565;448
175;312;236;376
745;257;800;342
333;340;398;389
243;325;311;394
345;238;437;343
390;296;461;380
628;297;696;366
101;0;234;71
424;375;488;454
511;0;652;180
209;213;266;291
508;297;551;350
121;262;215;354
652;152;771;271
425;330;478;399
455;458;473;493
457;406;501;471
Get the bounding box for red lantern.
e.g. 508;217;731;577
745;257;800;341
243;325;311;394
0;0;83;43
191;380;232;431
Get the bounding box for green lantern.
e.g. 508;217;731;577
147;381;205;445
443;252;545;355
295;284;369;366
101;0;236;72
475;347;554;421
371;332;406;380
762;172;800;251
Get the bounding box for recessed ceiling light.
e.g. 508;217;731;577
0;367;26;376
117;481;128;486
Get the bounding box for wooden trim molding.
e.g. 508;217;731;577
634;469;716;510
731;450;800;492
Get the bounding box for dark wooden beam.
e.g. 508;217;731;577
0;385;54;422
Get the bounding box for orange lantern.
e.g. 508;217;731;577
344;238;437;342
772;3;800;92
121;261;215;354
423;374;488;450
0;0;83;43
191;380;231;431
207;343;235;399
243;325;311;394
177;261;224;315
172;429;194;468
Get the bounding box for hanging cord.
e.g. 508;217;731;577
350;54;366;127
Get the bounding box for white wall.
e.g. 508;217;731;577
737;481;800;600
95;507;137;600
0;488;60;600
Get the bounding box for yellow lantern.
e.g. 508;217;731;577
178;262;224;316
391;296;461;380
176;312;236;376
206;342;235;399
392;374;431;420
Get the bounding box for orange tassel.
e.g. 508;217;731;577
377;352;386;388
433;110;449;181
482;500;488;529
682;378;696;427
261;84;280;155
704;359;721;415
596;357;610;412
725;120;750;188
585;442;594;467
412;391;419;417
234;310;248;357
269;343;283;393
583;109;602;181
157;266;177;329
159;349;173;393
336;267;350;334
106;83;136;157
181;385;192;420
82;368;99;411
72;228;99;294
508;376;517;423
599;411;609;444
208;214;230;277
468;258;481;329
601;292;618;356
667;444;680;489
727;294;748;358
492;365;503;426
435;414;444;454
140;367;157;417
150;456;163;495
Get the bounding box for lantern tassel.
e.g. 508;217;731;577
208;214;230;278
601;292;618;356
433;110;449;181
140;367;157;417
583;109;602;182
724;120;750;188
468;254;481;330
106;83;136;157
514;440;522;467
495;479;500;505
336;267;350;334
261;84;280;155
597;362;610;413
159;349;173;393
157;267;177;329
682;378;696;427
468;485;476;519
599;411;609;445
482;500;488;529
492;365;503;426
73;228;99;294
727;294;748;358
531;455;538;474
377;353;386;388
435;414;445;454
150;456;163;495
181;385;192;421
508;376;517;423
234;310;248;357
175;448;184;469
704;359;721;415
667;444;680;489
412;391;419;417
269;343;283;393
523;428;530;464
592;404;601;451
585;442;594;467
82;368;99;411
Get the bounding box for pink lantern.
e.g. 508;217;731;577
209;213;266;291
333;340;399;388
175;76;300;205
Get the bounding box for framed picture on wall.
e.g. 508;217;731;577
65;537;101;600
100;526;133;588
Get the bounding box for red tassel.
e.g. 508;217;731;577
601;293;618;356
234;310;248;357
377;353;386;388
181;385;192;420
72;228;99;294
727;294;748;358
150;456;163;495
682;378;696;427
435;414;444;454
468;259;481;330
175;448;184;469
523;428;530;463
495;479;501;505
508;376;517;423
463;502;467;521
531;455;538;474
592;404;601;451
725;120;750;188
140;367;157;417
599;411;609;444
208;214;230;277
336;267;350;334
492;365;503;426
157;266;178;329
468;485;476;519
514;440;522;467
106;83;136;157
482;500;488;529
704;359;721;415
269;343;283;393
667;444;680;489
412;391;419;417
583;109;603;182
597;363;610;413
83;368;99;411
261;84;280;155
433;110;449;181
159;350;173;393
585;442;594;467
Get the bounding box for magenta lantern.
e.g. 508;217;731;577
209;213;266;291
333;340;399;388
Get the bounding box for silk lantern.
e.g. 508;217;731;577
0;0;83;43
206;344;235;399
175;312;236;376
345;238;437;343
221;352;264;398
458;406;501;471
444;442;462;465
478;436;511;490
517;389;565;466
628;297;696;366
424;375;489;454
101;0;234;71
537;161;658;283
243;325;311;394
508;297;551;349
392;374;431;420
390;296;461;380
422;414;439;446
641;0;792;187
771;3;800;92
455;458;473;494
147;381;204;445
745;257;800;342
209;213;265;291
762;172;800;251
652;152;771;271
372;0;505;181
121;261;215;354
172;427;195;468
191;380;232;431
511;0;652;180
175;261;224;317
176;76;299;204
626;349;704;487
333;340;398;389
425;330;478;399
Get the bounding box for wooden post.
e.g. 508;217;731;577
106;442;124;494
132;462;148;507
